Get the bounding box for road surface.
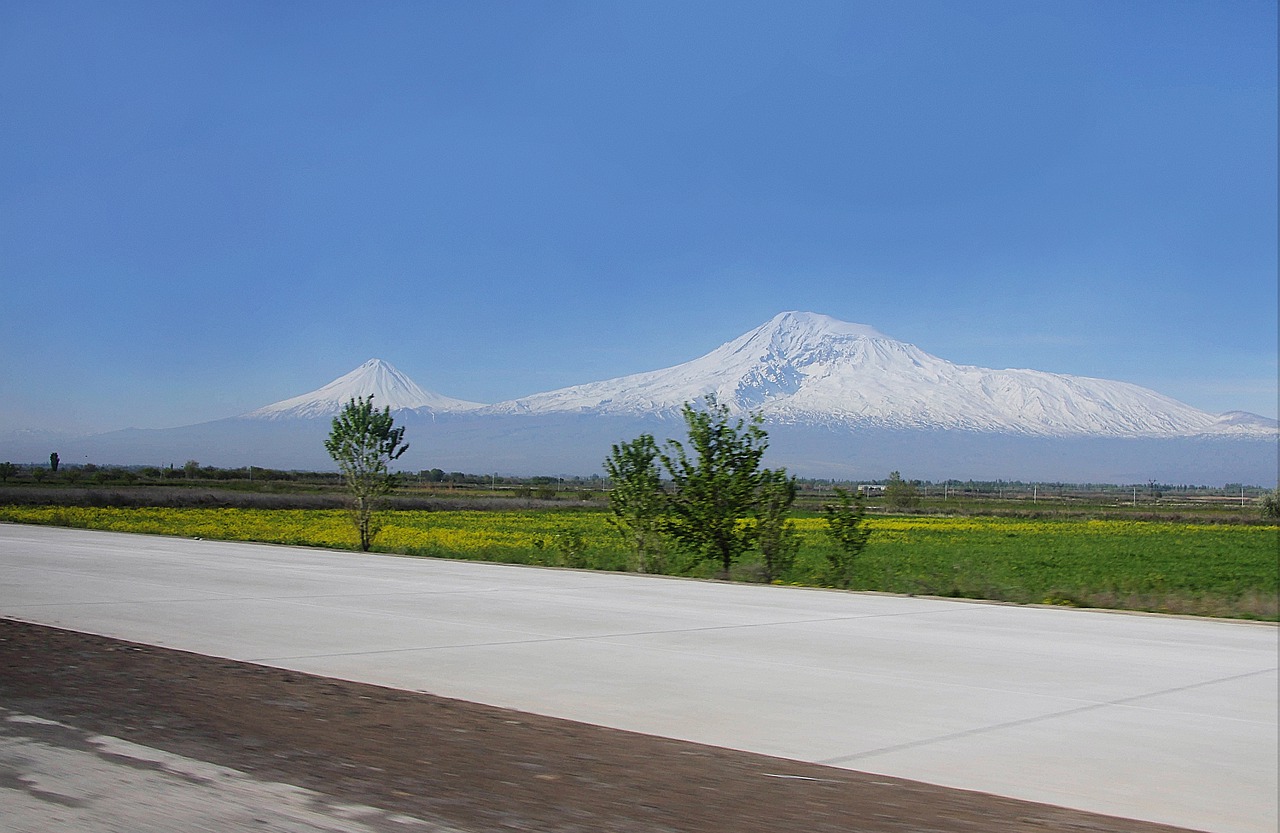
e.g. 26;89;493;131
1;523;1275;833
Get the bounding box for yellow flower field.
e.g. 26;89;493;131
2;506;1275;619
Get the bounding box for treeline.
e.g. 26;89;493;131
2;454;1271;498
1;457;1271;506
0;461;336;486
0;461;603;492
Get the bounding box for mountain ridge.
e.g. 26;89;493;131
477;312;1273;438
7;312;1272;482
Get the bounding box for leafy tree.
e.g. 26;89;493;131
1260;489;1280;520
755;467;800;582
823;487;871;588
884;470;919;509
659;396;768;576
324;396;409;552
49;452;59;472
603;433;666;573
0;462;14;482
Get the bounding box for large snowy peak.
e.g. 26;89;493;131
486;311;1257;438
244;359;484;420
486;312;874;418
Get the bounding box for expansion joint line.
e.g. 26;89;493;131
817;666;1277;766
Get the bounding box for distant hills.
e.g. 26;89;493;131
4;312;1276;484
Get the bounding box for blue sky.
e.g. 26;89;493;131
2;0;1276;433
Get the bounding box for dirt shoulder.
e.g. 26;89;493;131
0;618;1195;833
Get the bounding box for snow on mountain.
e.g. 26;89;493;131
1211;411;1280;433
486;311;1271;438
9;326;1272;482
244;359;484;420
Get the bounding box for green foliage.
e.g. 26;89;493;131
603;433;667;573
4;505;1275;619
822;487;871;588
0;462;14;482
755;468;800;582
1259;489;1280;520
49;452;59;472
532;527;589;568
324;396;409;551
659;396;769;575
883;471;919;509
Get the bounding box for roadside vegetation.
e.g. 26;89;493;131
325;395;410;551
1;504;1275;620
2;403;1277;620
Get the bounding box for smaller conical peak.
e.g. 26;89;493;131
245;359;484;419
322;359;426;405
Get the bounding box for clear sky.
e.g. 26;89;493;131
2;0;1276;434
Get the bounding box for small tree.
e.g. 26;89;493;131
659;396;768;576
823;487;871;588
1260;489;1280;520
884;470;919;509
49;452;59;472
603;433;667;573
324;396;409;552
756;467;799;582
0;462;14;483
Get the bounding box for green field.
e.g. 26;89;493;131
3;505;1276;620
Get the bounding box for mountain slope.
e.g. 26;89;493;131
486;312;1265;438
244;359;484;420
7;314;1273;482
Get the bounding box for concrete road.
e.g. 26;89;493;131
1;524;1276;833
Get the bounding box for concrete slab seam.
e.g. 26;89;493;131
817;665;1278;766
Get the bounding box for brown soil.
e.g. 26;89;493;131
0;617;1195;833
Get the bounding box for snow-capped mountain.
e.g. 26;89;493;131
244;359;484;420
9;315;1273;483
487;311;1273;438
